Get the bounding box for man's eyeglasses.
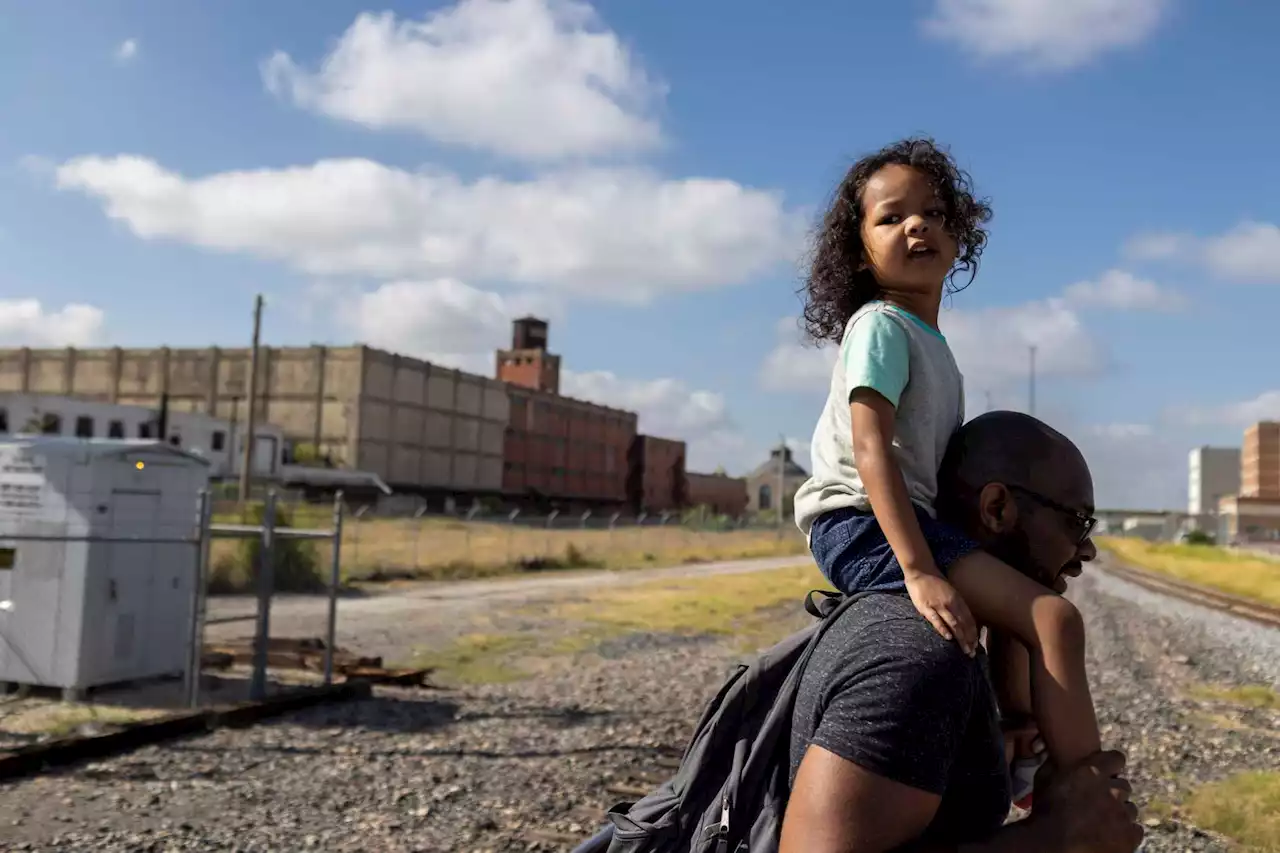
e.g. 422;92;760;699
1006;484;1097;545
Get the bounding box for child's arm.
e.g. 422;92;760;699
850;389;979;655
948;553;1101;767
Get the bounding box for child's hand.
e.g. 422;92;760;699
905;574;979;655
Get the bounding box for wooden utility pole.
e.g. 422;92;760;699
238;294;264;502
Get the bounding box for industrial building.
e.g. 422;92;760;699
1214;421;1280;542
685;471;748;517
627;434;687;513
1187;445;1241;520
0;319;752;514
497;318;638;507
0;392;285;481
1242;422;1280;498
0;345;509;499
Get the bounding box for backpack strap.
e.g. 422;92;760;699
803;588;841;618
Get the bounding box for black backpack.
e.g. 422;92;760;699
572;589;869;853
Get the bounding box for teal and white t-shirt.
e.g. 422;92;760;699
792;301;966;538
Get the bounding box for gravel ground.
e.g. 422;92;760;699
1;558;1277;852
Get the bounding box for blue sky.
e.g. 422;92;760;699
3;0;1279;509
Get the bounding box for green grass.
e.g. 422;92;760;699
1097;537;1280;607
1184;772;1280;852
411;633;541;685
5;705;164;739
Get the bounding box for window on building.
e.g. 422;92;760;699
211;430;226;451
758;484;773;511
138;422;152;439
74;416;94;438
0;408;7;433
40;413;62;435
107;420;125;438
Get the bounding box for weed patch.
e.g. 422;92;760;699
1098;537;1280;607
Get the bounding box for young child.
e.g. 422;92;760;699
790;137;1101;788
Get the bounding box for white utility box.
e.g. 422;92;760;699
0;438;210;693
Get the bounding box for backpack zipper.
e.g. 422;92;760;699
715;794;731;853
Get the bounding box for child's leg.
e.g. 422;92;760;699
809;508;906;596
988;629;1033;725
988;631;1043;807
948;551;1100;768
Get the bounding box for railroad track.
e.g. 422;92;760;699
1097;559;1280;630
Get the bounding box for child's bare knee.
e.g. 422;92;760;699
1032;597;1085;654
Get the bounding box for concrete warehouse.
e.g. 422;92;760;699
0;319;748;515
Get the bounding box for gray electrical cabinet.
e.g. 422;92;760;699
0;437;210;693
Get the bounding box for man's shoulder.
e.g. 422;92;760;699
814;594;980;678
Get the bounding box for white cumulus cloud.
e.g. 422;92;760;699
115;38;139;63
1123;221;1280;284
1061;268;1185;312
0;299;105;346
54;155;803;303
337;278;557;375
1174;390;1280;428
922;0;1171;72
262;0;663;162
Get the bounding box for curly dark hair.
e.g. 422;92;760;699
800;137;992;344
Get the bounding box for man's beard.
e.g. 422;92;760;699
985;526;1052;587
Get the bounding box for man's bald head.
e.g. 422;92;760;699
937;411;1090;522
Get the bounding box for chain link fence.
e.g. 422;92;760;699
207;498;807;590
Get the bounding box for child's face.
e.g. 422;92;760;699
858;164;959;296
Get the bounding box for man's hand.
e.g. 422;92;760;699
904;573;979;656
1029;750;1144;853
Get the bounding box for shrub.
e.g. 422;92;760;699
207;502;323;593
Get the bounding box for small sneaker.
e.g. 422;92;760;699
1010;755;1043;810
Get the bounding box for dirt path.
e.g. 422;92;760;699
205;556;810;663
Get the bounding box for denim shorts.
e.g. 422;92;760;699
810;504;981;596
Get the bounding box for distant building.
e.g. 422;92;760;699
0;345;509;500
495;316;561;395
745;445;808;515
1188;446;1240;516
626;434;687;514
1215;421;1280;542
0;391;285;481
1242;421;1280;499
495;319;637;507
686;471;748;518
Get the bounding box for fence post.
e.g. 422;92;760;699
184;489;213;709
350;504;368;576
507;508;521;564
464;502;480;562
249;490;278;701
546;509;560;557
323;490;345;686
411;503;427;572
608;511;621;550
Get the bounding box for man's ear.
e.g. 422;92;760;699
977;483;1018;534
